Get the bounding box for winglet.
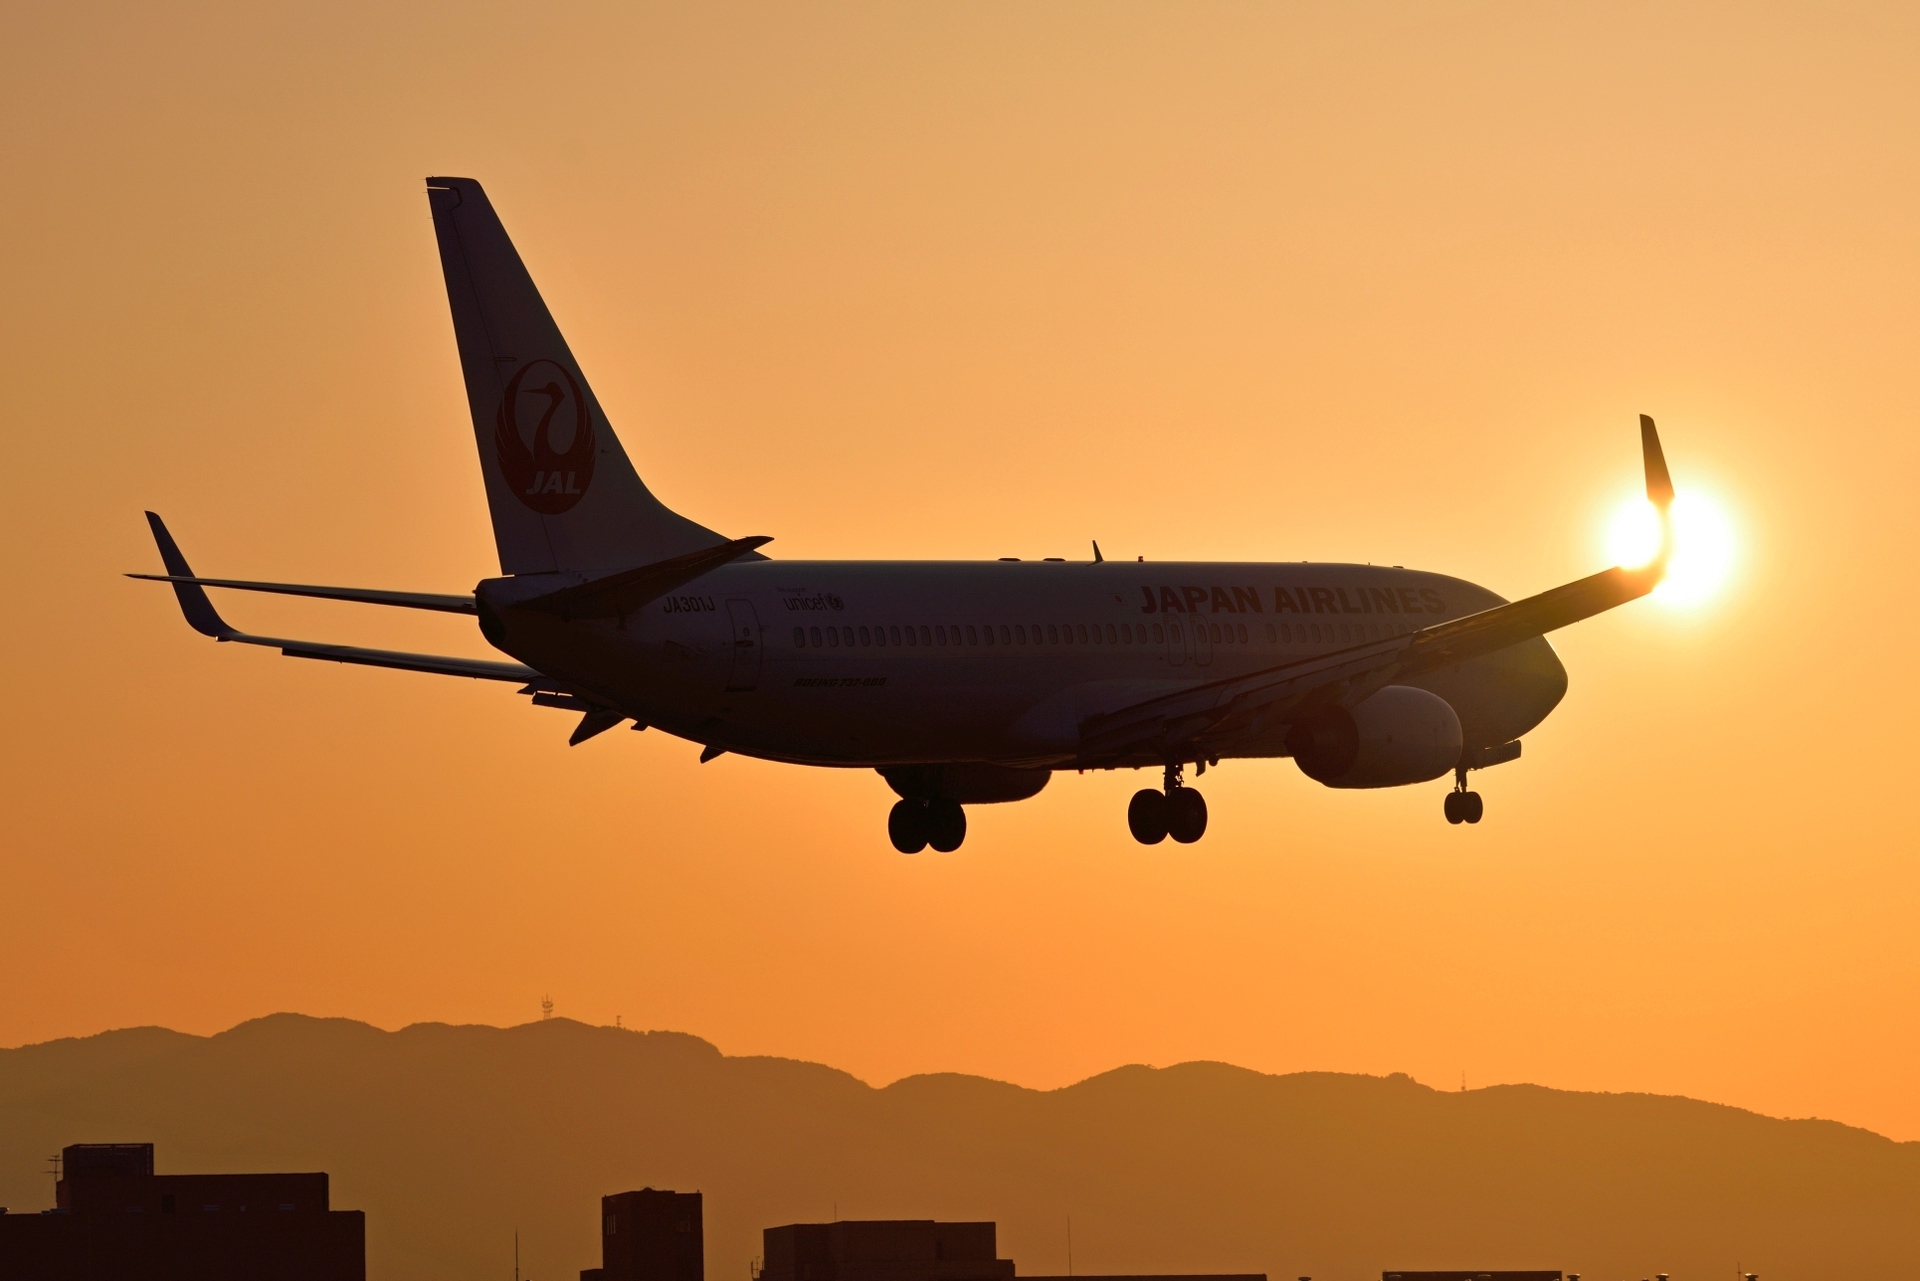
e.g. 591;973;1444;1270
139;512;235;639
1640;414;1674;509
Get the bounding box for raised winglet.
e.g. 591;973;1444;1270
141;512;236;639
1641;414;1674;508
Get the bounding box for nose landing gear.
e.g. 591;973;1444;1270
1444;767;1484;825
1128;763;1209;845
889;797;967;853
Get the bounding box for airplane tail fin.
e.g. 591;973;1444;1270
425;177;739;576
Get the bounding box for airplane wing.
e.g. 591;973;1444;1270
125;572;476;614
133;511;546;686
1078;416;1675;762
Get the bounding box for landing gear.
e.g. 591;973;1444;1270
926;798;966;852
1128;763;1208;845
889;798;966;853
1444;767;1483;825
1128;789;1169;844
1168;787;1208;844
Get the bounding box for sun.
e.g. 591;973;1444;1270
1603;490;1737;605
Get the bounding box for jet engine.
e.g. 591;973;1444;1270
1287;685;1462;789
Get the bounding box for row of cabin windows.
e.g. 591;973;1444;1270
791;618;1419;650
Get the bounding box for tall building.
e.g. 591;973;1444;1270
582;1188;704;1281
0;1142;364;1281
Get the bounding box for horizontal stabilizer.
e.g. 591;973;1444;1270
126;573;476;615
516;535;773;620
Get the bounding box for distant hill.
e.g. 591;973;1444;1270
1;1016;1914;1281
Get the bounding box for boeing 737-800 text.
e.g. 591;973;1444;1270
134;177;1676;851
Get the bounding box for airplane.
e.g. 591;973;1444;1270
132;176;1675;852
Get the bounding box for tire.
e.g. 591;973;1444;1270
888;799;929;853
1444;792;1464;824
1167;787;1208;844
1462;791;1484;824
927;798;967;852
1127;789;1169;844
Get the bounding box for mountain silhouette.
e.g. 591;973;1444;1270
1;1016;1913;1281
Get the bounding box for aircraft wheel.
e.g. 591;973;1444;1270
1167;787;1208;844
1462;791;1484;824
889;799;930;853
927;798;967;852
1127;789;1169;844
1443;792;1465;824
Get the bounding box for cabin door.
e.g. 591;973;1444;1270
1191;616;1215;667
725;600;762;691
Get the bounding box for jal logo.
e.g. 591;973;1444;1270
495;359;596;515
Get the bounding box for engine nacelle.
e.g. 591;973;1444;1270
1287;685;1462;789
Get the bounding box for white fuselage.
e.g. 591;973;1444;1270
479;559;1568;774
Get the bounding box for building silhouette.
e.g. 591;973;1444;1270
0;1143;364;1281
761;1220;1015;1281
582;1189;704;1281
582;1198;1261;1281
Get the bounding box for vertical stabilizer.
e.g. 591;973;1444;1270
426;177;731;575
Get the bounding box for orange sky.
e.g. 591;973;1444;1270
4;1;1918;1142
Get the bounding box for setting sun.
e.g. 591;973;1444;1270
1605;490;1738;604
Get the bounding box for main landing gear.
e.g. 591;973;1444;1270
889;797;967;853
1128;763;1208;845
1444;766;1484;825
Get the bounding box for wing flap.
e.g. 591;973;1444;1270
227;632;541;682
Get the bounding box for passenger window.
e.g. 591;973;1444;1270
810;626;823;647
827;628;839;648
1047;624;1059;644
1264;624;1275;643
935;625;947;645
1206;623;1218;643
999;625;1011;645
1340;624;1351;642
793;627;806;647
1105;624;1117;644
1309;623;1321;642
965;625;978;645
859;626;871;645
893;625;905;646
875;625;887;646
1153;623;1164;643
1015;625;1027;644
1076;624;1088;644
1237;623;1248;644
